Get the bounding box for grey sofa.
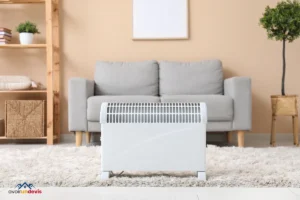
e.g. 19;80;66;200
68;60;251;147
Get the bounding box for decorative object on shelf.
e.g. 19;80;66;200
5;100;45;138
0;76;32;90
133;0;189;40
0;27;12;45
31;81;46;90
16;21;40;45
0;118;4;136
260;0;300;147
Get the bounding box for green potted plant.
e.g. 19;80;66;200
260;0;300;116
16;21;40;45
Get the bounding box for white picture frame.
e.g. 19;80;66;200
133;0;189;40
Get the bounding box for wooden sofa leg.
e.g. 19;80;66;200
86;132;91;144
75;131;82;147
227;131;233;144
237;131;245;147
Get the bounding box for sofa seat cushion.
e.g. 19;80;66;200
94;61;159;95
161;95;233;121
159;60;223;95
87;95;160;122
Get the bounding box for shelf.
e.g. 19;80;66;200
0;90;47;94
0;136;47;140
0;136;57;140
0;44;46;49
0;0;44;4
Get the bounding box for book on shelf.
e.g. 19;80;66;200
0;38;10;45
0;27;11;33
0;35;11;41
0;32;12;37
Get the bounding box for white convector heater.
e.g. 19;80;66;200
100;102;207;180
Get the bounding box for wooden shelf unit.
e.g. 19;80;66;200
0;0;44;4
0;136;57;140
0;90;47;93
0;136;47;140
0;0;60;145
0;44;46;48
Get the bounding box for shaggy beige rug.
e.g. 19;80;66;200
0;145;299;188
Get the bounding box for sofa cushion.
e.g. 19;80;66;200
87;95;160;122
94;61;159;95
159;60;223;95
161;95;233;121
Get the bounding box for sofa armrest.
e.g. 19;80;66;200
224;77;252;131
68;78;95;132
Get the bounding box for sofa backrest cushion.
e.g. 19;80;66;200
94;61;159;95
159;60;223;95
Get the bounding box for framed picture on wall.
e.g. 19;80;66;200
133;0;189;40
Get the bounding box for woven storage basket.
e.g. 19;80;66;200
5;100;45;138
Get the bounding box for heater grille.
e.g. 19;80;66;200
100;102;207;124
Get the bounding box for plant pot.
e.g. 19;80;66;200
19;33;34;45
271;95;298;116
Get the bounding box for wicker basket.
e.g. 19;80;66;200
271;95;298;116
5;100;45;138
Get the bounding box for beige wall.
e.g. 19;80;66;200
1;0;300;135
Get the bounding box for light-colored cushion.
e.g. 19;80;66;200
159;60;223;95
94;61;159;95
0;76;31;90
87;95;160;122
160;95;233;121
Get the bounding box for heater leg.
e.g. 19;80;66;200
101;171;110;180
197;172;206;181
